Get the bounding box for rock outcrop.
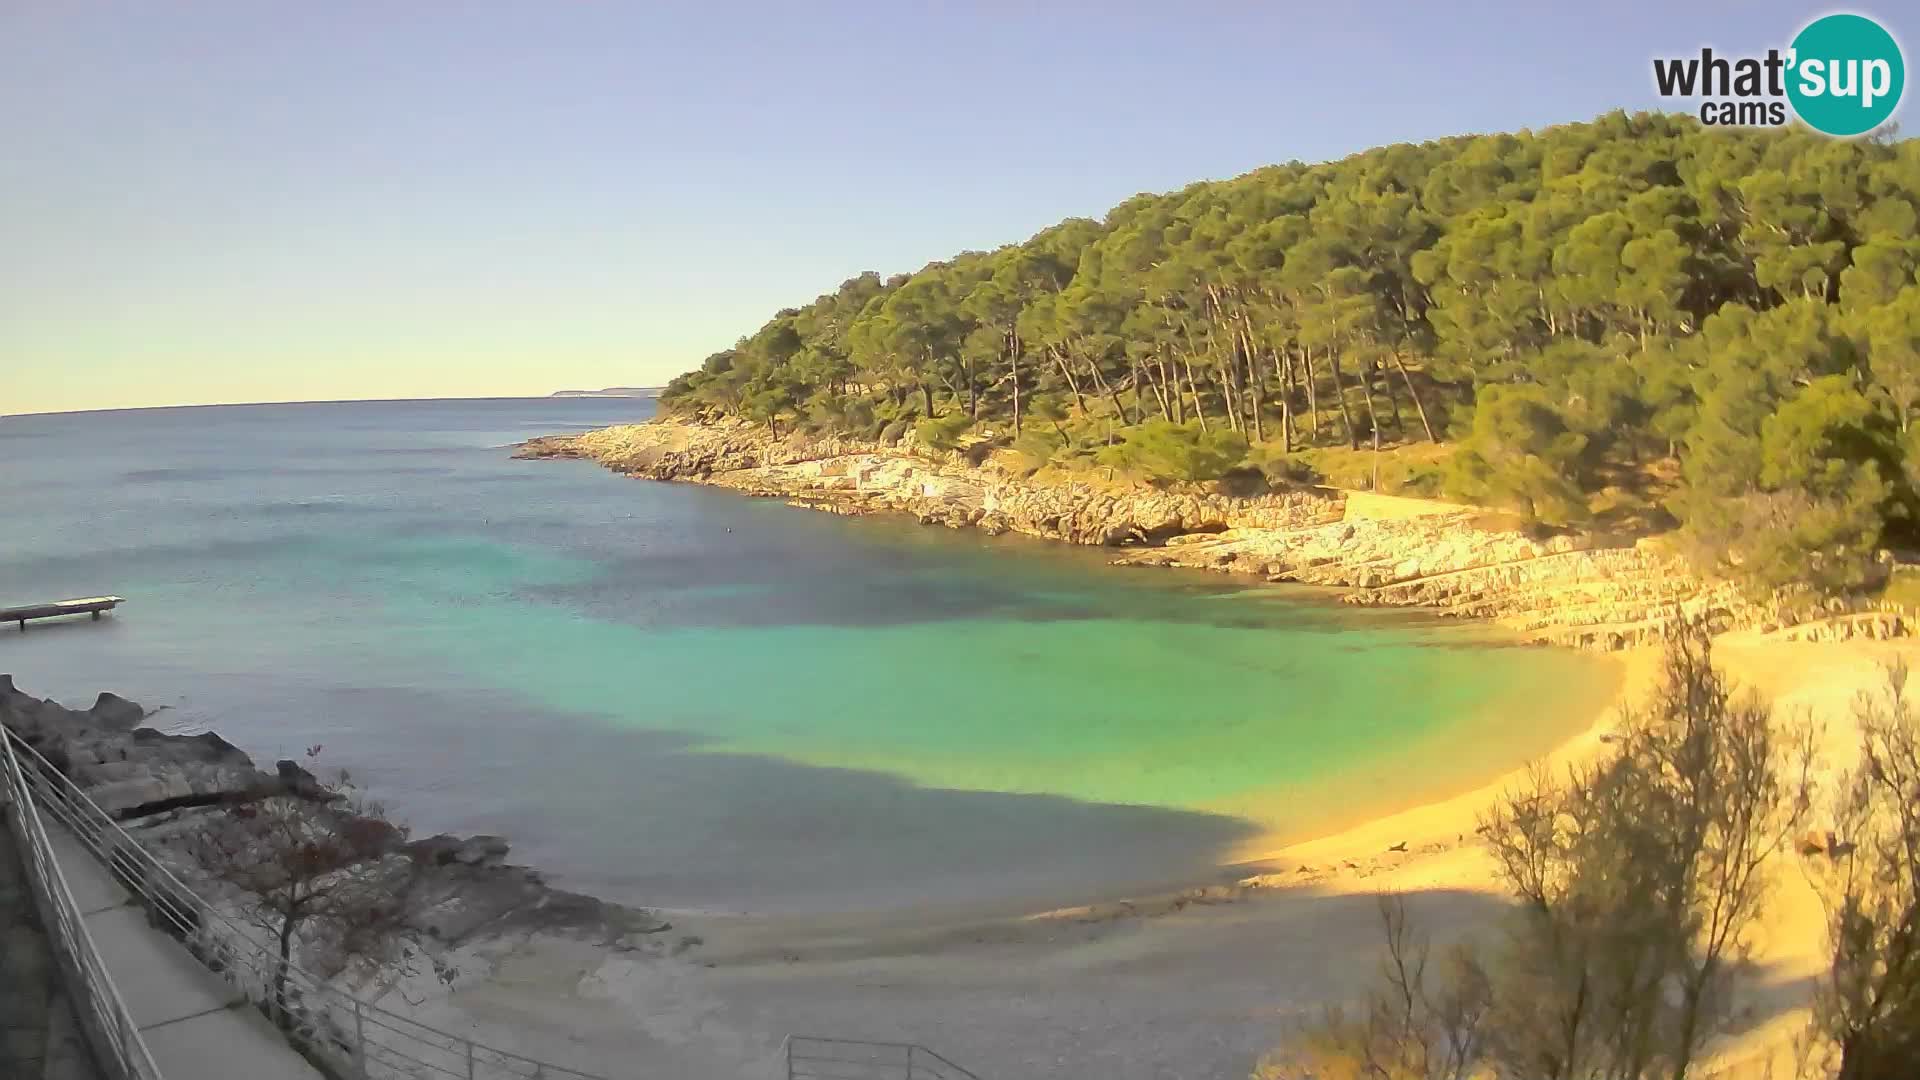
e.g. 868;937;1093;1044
521;420;1340;546
518;417;1911;650
0;676;668;961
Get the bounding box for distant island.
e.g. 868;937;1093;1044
548;387;662;399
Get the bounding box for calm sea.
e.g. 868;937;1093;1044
0;399;1613;915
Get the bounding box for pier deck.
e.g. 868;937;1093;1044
1;597;124;630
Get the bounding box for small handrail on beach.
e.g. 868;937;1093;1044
2;725;614;1080
3;595;125;630
784;1035;981;1080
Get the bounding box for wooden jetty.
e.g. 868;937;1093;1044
2;596;125;630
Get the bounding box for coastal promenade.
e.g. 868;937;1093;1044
2;715;319;1080
2;678;985;1080
44;825;323;1079
1;708;628;1080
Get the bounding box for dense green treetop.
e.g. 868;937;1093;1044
663;113;1920;592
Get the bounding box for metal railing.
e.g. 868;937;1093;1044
1;725;165;1080
785;1036;980;1080
3;726;612;1080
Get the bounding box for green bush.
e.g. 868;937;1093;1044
803;393;873;435
1011;428;1069;472
1248;445;1321;487
1106;420;1249;482
1445;385;1592;526
914;411;973;450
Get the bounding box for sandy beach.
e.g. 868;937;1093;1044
360;633;1894;1080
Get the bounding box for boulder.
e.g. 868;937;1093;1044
88;692;146;732
89;767;196;815
275;759;328;799
454;835;511;867
403;833;511;869
406;833;464;866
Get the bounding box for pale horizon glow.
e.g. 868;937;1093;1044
2;1;1906;416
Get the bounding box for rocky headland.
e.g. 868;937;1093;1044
518;416;1912;650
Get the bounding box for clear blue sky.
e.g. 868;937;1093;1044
1;2;1907;414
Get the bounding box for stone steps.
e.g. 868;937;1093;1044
1430;575;1709;620
1770;612;1916;642
1534;615;1697;651
1497;592;1738;632
1353;547;1657;601
1326;542;1768;649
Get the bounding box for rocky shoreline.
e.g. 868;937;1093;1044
0;675;679;999
518;416;1912;650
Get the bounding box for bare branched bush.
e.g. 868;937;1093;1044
189;751;421;1025
1805;661;1920;1079
1487;625;1813;1079
1264;624;1815;1080
1255;895;1489;1080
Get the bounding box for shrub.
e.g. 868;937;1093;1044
1805;662;1920;1078
1011;428;1068;472
1444;385;1592;526
1265;626;1816;1080
913;411;973;451
1111;420;1249;482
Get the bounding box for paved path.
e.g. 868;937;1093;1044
45;827;323;1080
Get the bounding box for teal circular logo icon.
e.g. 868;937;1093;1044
1788;14;1905;136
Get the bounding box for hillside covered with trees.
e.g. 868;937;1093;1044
661;113;1920;594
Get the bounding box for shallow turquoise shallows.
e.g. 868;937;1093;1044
0;399;1615;915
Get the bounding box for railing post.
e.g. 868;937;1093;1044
467;1038;477;1080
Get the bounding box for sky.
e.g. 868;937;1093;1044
1;2;1910;415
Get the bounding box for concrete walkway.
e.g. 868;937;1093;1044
45;827;323;1080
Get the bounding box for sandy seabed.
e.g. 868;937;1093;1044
381;635;1896;1080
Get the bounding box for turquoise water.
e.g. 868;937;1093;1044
0;399;1614;914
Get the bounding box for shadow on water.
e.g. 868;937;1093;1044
186;682;1265;918
503;482;1387;634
